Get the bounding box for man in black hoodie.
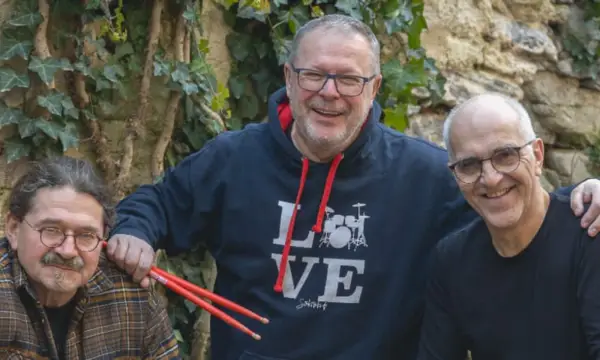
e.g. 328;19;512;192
106;14;600;360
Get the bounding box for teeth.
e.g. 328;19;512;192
316;109;340;115
487;188;511;198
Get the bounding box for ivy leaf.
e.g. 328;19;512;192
61;96;78;119
64;107;80;119
252;67;274;100
238;92;259;120
95;78;112;91
74;60;93;77
103;64;125;83
236;5;267;23
228;76;246;99
381;59;428;92
37;91;65;116
171;62;191;84
114;42;134;60
0;38;33;60
383;105;408;132
183;5;198;24
226;33;252;62
153;56;171;76
57;123;79;151
181;82;199;95
0;104;25;126
334;0;362;20
0;68;30;93
81;109;97;121
34;119;64;140
3;138;31;164
18;117;39;138
28;57;73;85
7;12;42;28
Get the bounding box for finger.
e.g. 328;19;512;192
105;236;119;258
124;245;143;275
581;200;600;228
588;218;600;237
140;277;150;289
571;186;584;216
132;249;153;283
113;239;130;270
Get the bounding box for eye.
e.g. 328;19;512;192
456;158;480;172
43;227;62;235
337;76;362;86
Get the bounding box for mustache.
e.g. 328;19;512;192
41;252;84;271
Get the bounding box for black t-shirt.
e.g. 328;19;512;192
417;193;600;360
45;299;77;360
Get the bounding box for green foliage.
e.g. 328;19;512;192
0;0;78;161
221;0;446;131
561;0;600;79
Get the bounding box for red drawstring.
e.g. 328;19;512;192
312;153;343;233
274;157;309;293
273;154;344;293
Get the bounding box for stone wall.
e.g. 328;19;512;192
404;0;599;191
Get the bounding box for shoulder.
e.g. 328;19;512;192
546;192;584;229
175;125;268;167
435;217;486;263
95;256;168;314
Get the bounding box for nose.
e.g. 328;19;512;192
54;234;79;258
319;78;340;98
479;160;503;186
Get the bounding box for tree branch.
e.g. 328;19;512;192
150;8;187;179
113;0;164;198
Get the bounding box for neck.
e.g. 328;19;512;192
31;281;77;308
489;186;550;258
290;123;358;163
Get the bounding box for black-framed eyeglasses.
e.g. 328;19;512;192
290;64;376;97
448;139;536;184
22;218;104;252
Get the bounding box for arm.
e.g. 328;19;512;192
142;289;182;360
111;135;231;254
577;230;600;359
417;242;467;360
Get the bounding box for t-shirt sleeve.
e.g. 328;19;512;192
417;239;468;360
577;230;600;359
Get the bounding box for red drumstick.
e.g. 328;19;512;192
101;242;268;339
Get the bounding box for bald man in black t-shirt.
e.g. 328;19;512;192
417;93;600;360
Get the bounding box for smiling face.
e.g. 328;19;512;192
6;186;104;306
284;28;382;153
449;98;545;230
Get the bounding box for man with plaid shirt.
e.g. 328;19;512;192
0;156;180;359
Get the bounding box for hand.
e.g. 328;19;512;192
106;234;155;288
571;178;600;237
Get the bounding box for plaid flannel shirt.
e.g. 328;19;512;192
0;238;181;359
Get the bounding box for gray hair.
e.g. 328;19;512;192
442;93;536;159
8;156;115;233
288;14;381;74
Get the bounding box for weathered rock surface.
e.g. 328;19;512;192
405;0;600;190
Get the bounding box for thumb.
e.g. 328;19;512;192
572;187;584;216
140;276;151;289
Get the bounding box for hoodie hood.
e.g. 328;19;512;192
266;87;383;293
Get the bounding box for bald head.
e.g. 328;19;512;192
442;93;536;159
